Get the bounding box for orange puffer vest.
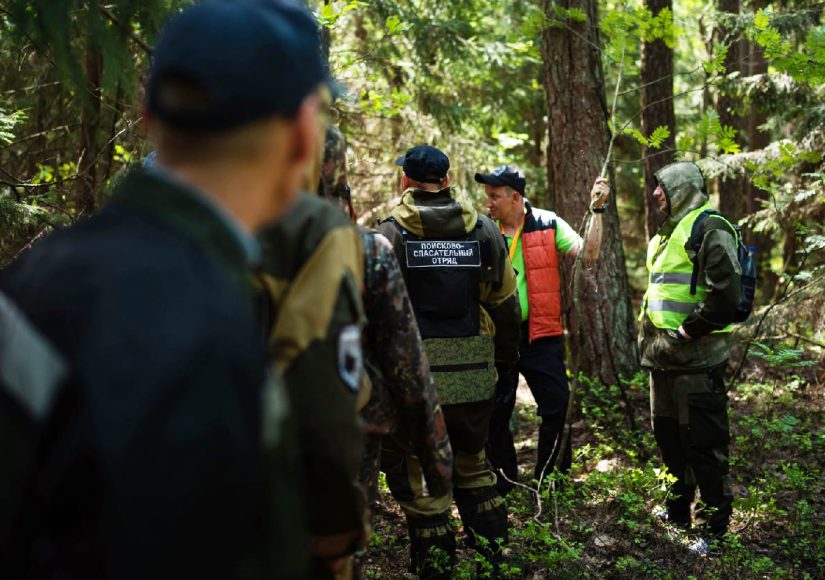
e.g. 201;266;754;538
521;202;563;341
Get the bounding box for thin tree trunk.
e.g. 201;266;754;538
641;0;675;239
78;43;102;216
541;0;638;384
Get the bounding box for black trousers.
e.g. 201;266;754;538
487;326;571;492
650;365;733;535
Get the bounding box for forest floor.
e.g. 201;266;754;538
361;367;825;579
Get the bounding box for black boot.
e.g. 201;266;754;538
653;417;694;528
454;486;509;574
406;514;456;580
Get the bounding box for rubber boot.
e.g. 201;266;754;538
653;416;693;528
454;486;508;574
406;514;456;580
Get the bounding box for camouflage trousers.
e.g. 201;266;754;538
381;399;506;577
650;364;733;535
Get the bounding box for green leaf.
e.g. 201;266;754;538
647;125;671;149
385;14;406;36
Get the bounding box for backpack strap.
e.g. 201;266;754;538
380;216;414;241
475;218;493;269
687;209;738;295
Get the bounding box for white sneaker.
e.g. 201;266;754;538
688;536;721;557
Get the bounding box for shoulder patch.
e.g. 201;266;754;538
337;324;363;392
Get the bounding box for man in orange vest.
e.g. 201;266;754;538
477;166;609;493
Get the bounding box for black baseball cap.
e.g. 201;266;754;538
474;165;526;196
395;145;450;184
147;0;335;132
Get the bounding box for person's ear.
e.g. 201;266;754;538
401;174;410;190
290;92;322;166
443;175;450;187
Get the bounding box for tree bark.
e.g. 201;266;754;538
541;0;638;384
640;0;676;239
745;0;775;299
715;0;746;220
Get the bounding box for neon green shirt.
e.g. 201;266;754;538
500;212;581;321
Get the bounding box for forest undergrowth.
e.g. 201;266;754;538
364;362;824;578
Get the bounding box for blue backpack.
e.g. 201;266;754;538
687;210;757;323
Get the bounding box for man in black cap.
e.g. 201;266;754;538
0;1;330;577
475;165;609;494
378;146;521;578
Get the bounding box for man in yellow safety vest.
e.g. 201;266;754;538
639;161;742;555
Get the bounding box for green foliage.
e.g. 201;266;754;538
743;141;822;195
750;341;816;369
677;110;741;155
7;0;179;97
703;42;730;74
318;0;366;28
0;107;27;144
748;9;825;85
547;3;588;26
599;1;677;62
621;124;671;149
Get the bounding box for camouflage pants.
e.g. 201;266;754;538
650;365;733;535
382;399;498;515
381;399;506;577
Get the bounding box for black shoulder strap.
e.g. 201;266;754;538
688;210;714;295
474;218;493;268
687;209;739;295
381;216;415;241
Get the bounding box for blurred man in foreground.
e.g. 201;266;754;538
0;1;328;577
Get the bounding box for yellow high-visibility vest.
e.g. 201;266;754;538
640;203;734;332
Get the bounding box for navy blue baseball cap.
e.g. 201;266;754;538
147;0;335;132
474;165;526;195
395;145;450;184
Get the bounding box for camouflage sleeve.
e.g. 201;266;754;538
361;232;453;497
682;220;742;338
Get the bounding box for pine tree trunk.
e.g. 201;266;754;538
640;0;676;239
541;0;638;384
745;0;776;299
716;0;745;220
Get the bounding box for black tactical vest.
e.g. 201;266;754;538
385;218;491;339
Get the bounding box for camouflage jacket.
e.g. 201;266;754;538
257;194;366;561
358;228;452;497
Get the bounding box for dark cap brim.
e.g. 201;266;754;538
395;155;406;167
474;173;508;187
